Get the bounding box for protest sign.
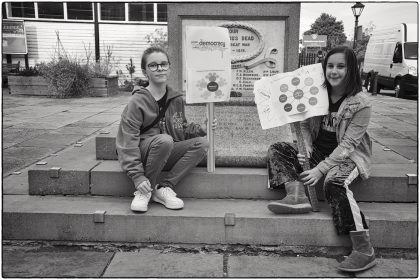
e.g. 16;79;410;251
185;26;231;104
185;26;231;172
254;63;328;130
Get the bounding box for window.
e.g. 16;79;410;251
100;3;125;21
67;2;93;20
38;2;64;19
404;42;418;60
128;3;153;21
10;2;35;18
157;3;167;22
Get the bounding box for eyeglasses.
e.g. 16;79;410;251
147;62;170;72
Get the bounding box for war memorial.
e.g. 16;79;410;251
2;2;417;277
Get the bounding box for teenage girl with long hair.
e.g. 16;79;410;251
266;46;375;272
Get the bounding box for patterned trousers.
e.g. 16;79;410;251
267;142;369;235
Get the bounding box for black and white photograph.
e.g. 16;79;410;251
2;1;418;278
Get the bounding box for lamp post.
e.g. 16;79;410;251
352;2;365;49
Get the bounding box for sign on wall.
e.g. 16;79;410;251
182;19;285;95
185;26;231;103
2;20;28;54
254;63;328;129
302;34;327;48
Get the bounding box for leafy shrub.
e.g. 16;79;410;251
84;43;119;78
145;28;168;51
37;31;91;98
38;58;90;98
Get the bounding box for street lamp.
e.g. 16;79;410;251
352;2;365;49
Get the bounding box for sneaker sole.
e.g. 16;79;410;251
131;206;148;212
267;202;312;214
337;260;376;272
152;196;184;210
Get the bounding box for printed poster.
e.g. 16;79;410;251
254;63;328;130
185;26;231;104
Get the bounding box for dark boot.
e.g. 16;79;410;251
337;230;376;272
267;181;311;214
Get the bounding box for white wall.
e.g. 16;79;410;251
99;24;167;80
5;20;167;82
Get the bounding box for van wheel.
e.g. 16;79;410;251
394;80;405;98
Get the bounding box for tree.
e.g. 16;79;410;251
303;13;347;51
354;22;376;60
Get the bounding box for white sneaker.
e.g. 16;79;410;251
152;185;184;210
131;191;152;212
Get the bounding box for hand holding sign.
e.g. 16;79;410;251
254;63;328;211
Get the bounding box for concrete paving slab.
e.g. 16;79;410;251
17;132;84;148
28;139;99;195
228;255;347;277
3;146;57;175
399;130;418;140
3;195;417;248
388;145;417;162
103;249;223;277
10;121;69;130
355;258;418;278
53;125;101;136
371;142;412;163
368;127;408;139
373;138;417;146
2;128;49;144
3;168;29;194
67;120;116;128
2;250;113;277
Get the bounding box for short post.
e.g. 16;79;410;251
206;102;215;172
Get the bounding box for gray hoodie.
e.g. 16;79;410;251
116;85;206;187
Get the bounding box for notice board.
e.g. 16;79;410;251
2;20;28;54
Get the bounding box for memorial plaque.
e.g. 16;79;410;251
182;19;285;96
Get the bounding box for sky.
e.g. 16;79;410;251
300;1;418;40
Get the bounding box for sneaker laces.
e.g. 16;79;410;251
160;186;177;198
133;191;151;199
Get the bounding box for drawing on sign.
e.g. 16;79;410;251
196;72;228;99
254;63;328;130
274;75;320;115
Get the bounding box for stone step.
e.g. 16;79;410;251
28;137;418;202
3;195;417;249
96;131;415;167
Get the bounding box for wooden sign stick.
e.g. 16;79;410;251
206;102;215;172
291;121;320;212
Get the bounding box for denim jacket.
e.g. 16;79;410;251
301;91;372;180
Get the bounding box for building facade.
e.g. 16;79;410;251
3;2;168;81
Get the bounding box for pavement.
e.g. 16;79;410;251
2;88;418;277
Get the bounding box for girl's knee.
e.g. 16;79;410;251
153;134;174;151
195;137;209;152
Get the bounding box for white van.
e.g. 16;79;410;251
362;23;418;97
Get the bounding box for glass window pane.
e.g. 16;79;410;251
157;4;167;22
128;3;153;21
100;2;125;21
67;2;92;20
10;2;35;18
38;2;64;19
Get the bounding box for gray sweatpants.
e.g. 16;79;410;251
139;134;209;189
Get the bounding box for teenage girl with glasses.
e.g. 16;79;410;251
116;46;217;213
266;46;375;272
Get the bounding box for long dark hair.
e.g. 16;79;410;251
322;46;362;97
